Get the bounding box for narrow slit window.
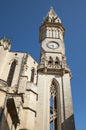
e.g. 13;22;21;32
7;60;17;86
30;68;35;82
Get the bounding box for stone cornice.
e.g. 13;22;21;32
37;63;72;78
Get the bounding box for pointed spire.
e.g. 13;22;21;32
43;7;61;24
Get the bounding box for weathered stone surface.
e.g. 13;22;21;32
0;7;75;130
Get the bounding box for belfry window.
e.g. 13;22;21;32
50;79;61;130
55;57;60;65
30;68;35;82
48;57;53;64
7;60;17;86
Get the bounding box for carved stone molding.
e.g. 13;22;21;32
0;79;7;87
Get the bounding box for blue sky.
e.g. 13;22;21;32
0;0;86;130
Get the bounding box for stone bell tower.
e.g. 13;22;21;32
36;7;75;130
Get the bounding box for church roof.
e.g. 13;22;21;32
43;7;61;24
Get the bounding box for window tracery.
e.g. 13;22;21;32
50;79;61;130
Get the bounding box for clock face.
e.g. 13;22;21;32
47;42;59;49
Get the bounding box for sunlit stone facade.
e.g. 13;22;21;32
0;8;75;130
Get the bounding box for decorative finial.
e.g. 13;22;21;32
42;7;61;24
0;36;11;50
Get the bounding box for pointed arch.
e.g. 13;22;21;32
7;59;17;86
50;78;61;130
48;56;53;64
55;57;60;65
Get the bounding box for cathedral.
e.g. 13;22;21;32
0;7;75;130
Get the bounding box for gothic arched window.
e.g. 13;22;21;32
30;68;35;82
7;60;17;86
50;79;61;130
